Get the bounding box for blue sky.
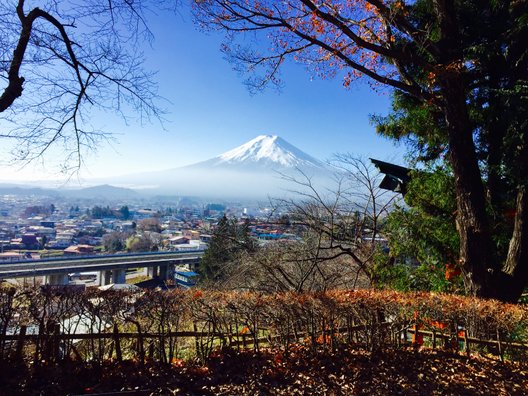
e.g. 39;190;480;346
0;5;404;183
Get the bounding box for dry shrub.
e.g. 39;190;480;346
0;286;526;364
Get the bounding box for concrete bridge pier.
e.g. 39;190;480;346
100;269;126;285
159;264;174;281
100;270;112;286
45;273;69;285
147;265;159;278
112;269;126;284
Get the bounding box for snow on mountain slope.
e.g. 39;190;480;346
187;135;327;171
217;135;324;167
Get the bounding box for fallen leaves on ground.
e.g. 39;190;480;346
2;347;527;395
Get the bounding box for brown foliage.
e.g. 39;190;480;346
1;284;527;393
1;286;526;365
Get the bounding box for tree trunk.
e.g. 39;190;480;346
435;0;502;299
442;78;528;302
498;186;528;302
441;76;498;298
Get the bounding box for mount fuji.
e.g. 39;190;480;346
186;135;326;171
103;135;334;199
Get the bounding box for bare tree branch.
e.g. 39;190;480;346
193;0;436;101
0;0;166;172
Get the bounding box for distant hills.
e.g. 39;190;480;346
63;184;139;199
0;183;138;200
0;183;61;197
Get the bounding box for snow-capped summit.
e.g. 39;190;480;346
191;135;326;171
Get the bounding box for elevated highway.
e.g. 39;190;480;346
0;250;204;285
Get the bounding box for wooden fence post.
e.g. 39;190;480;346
52;323;61;362
464;329;470;358
454;322;460;353
113;324;122;362
148;342;155;360
14;325;27;363
497;329;504;363
34;323;44;365
193;322;202;360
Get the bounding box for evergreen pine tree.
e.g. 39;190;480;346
199;215;256;283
